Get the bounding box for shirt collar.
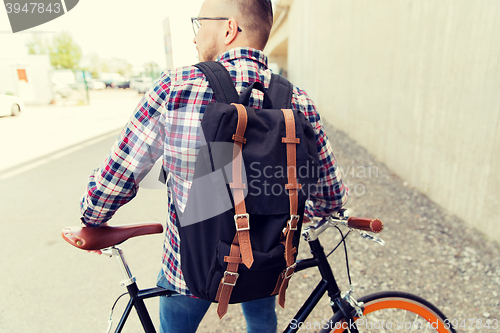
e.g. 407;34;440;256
216;47;269;68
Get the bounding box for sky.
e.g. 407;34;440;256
0;0;206;70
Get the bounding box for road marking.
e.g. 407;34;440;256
0;129;121;181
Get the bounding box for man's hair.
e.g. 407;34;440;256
234;0;273;49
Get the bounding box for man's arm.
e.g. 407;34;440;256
292;87;348;218
80;81;168;226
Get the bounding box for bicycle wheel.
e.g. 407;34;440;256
319;291;457;333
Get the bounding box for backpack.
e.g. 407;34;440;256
172;61;320;318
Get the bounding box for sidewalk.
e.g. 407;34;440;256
0;89;142;173
197;122;500;332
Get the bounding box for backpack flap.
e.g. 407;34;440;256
202;104;319;215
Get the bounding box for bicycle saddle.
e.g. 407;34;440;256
61;222;164;250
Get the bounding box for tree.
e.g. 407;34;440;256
26;34;48;55
26;31;83;69
143;62;162;79
49;31;82;69
80;53;102;78
107;57;133;77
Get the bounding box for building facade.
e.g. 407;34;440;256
266;0;500;242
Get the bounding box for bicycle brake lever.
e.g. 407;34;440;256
358;231;386;246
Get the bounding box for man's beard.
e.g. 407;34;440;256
199;37;219;62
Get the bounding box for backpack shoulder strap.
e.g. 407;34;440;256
194;61;239;104
268;74;293;109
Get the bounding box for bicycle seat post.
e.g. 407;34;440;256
103;246;136;287
101;245;158;332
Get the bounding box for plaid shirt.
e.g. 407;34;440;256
80;47;348;295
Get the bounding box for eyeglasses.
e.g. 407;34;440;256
191;17;243;36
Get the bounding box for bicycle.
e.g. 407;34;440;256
62;209;458;333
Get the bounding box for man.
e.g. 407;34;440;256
80;0;348;332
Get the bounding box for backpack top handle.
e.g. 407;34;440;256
195;61;293;110
238;81;273;109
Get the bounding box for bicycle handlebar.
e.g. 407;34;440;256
347;217;383;233
302;209;385;243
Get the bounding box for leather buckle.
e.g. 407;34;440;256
234;214;250;231
288;215;300;231
223;271;239;286
285;263;297;279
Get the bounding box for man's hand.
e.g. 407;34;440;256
73;221;109;254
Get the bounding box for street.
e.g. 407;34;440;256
0;89;167;332
0;89;142;173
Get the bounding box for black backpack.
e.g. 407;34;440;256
172;61;320;318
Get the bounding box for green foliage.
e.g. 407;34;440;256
26;34;48;55
25;31;82;69
49;31;82;69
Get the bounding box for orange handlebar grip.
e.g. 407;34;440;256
347;217;383;233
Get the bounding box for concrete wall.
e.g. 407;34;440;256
277;0;500;241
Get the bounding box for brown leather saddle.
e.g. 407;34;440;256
62;222;163;250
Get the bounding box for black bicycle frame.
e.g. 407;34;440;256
283;237;359;333
114;286;174;333
116;237;358;333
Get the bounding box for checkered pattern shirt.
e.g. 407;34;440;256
80;47;348;295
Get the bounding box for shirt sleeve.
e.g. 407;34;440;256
292;87;348;218
80;79;169;226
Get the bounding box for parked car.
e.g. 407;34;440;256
89;79;106;90
131;77;153;94
100;73;123;88
111;76;130;89
0;94;25;117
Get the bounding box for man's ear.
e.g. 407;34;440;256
224;18;239;45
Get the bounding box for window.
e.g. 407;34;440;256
17;69;28;82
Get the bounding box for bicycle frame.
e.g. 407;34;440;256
102;247;173;333
106;226;359;333
283;235;358;333
113;285;173;333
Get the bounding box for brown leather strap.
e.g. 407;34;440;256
271;238;287;295
230;103;254;269
274;109;302;308
216;242;241;319
281;108;301;266
278;263;296;307
272;273;283;296
215;103;256;319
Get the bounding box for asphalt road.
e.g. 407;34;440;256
0;90;167;332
